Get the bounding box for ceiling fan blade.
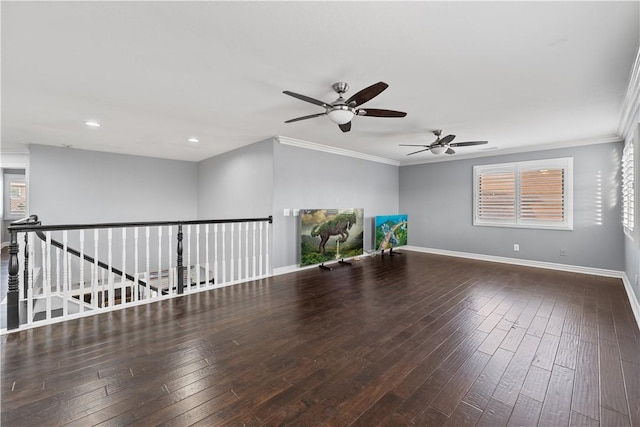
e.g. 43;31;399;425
346;81;388;106
399;144;429;147
284;112;327;123
440;134;456;145
357;108;407;118
449;141;489;147
339;122;352;132
445;148;456;155
406;148;430;156
283;91;330;108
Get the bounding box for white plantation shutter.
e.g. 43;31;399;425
476;168;516;223
622;141;635;233
474;158;572;230
519;168;564;222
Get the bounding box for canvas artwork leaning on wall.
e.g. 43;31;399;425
300;208;364;266
375;214;408;251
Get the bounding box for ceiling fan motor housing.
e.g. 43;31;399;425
332;82;349;95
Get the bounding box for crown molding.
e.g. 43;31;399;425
400;134;622;166
276;136;400;166
618;47;640;140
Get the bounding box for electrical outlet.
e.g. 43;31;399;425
283;208;290;217
513;244;519;252
560;249;567;256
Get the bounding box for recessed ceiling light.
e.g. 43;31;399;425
188;138;199;143
84;121;101;127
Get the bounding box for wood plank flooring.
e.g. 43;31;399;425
2;251;640;426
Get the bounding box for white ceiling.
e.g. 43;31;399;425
2;1;639;165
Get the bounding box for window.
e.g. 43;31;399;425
474;158;573;230
622;140;635;233
3;174;27;219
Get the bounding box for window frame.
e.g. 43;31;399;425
473;157;573;231
3;173;28;220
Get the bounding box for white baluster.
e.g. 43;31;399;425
63;230;69;316
167;226;173;294
214;224;218;285
27;233;34;324
245;223;249;279
157;226;163;298
68;253;72;314
45;232;52;320
259;222;263;276
55;246;61;294
230;223;235;283
122;228;127;304
252;222;257;278
222;223;226;284
187;224;192;288
265;221;270;276
134;228;139;302
196;224;201;290
93;230;99;308
101;267;106;308
205;224;210;288
237;223;242;280
145;227;151;299
79;230;85;313
108;228;114;307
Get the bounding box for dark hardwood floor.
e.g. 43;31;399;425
1;251;639;426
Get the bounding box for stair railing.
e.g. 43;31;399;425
5;215;272;331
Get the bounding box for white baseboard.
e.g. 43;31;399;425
621;273;640;331
403;246;625;278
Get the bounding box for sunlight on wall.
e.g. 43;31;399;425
594;170;603;226
609;147;621;209
576;170;603;227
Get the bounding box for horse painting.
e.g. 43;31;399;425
310;212;357;255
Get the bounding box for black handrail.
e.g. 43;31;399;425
8;216;273;233
6;215;273;330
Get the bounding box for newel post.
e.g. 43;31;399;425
7;230;20;329
23;232;29;299
177;223;184;294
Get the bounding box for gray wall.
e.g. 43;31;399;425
197;140;274;219
30;144;198;224
272;140;399;269
400;142;625;271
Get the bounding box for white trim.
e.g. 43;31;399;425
401;135;621;166
621;273;640;332
618;47;640;140
473;157;573;231
276;135;400;166
272;253;367;276
402;245;624;278
0;153;29;169
273;264;315;276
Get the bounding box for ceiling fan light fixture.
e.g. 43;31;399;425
430;146;448;155
327;107;355;125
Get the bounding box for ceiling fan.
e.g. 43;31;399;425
400;130;488;155
283;81;407;132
